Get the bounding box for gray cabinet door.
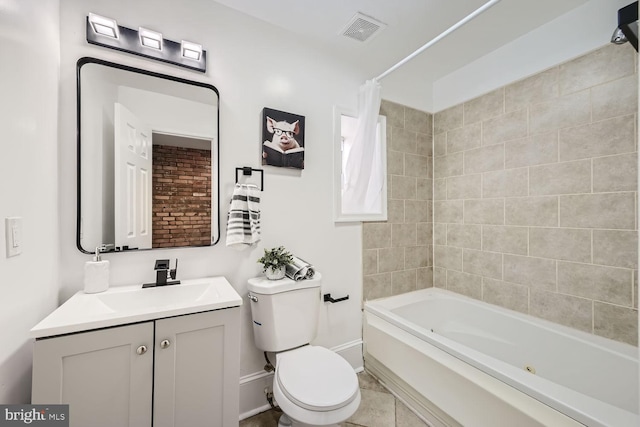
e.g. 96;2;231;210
32;322;154;427
154;308;240;427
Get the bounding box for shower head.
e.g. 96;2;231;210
611;27;628;44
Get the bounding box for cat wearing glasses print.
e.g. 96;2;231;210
262;116;305;169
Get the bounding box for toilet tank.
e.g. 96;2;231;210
247;274;322;352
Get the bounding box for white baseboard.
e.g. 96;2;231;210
239;340;363;420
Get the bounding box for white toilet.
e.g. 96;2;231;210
247;273;361;427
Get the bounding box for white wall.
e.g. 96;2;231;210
58;0;367;414
433;0;631;111
0;0;60;403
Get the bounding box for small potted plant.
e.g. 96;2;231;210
257;246;293;280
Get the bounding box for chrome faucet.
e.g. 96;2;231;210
143;259;180;288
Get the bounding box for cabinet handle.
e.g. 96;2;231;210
160;339;171;349
136;345;147;355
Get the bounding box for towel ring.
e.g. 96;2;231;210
235;167;264;191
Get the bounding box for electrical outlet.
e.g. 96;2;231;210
5;217;22;257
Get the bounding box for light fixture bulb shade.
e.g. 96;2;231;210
139;27;163;50
88;13;119;39
181;40;203;60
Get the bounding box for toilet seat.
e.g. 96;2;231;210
276;346;359;411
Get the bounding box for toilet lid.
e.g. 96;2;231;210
276;346;359;411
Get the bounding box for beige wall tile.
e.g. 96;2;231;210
503;255;557;291
529;160;591;196
392;269;417;295
482;225;528;256
464;144;504;174
405;200;430;223
387;149;404;175
482;168;528;198
560;193;636;229
434;152;464;178
593;153;637;193
464;88;504;125
434;104;463;134
505;67;559;112
364;249;378;275
447;224;482;250
405;154;430;177
434;132;447;157
482;278;529;314
417;267;434;289
434;178;447;200
559;115;636;161
392;224;417;247
505;131;558;169
434;267;446;287
505;196;558;227
434;223;447;246
363;223;391;249
390;127;418;154
447;174;482;200
406;246;430;269
405;107;432;134
417;178;433;201
447;122;482;154
594;302;638;346
464;199;504;225
391;175;417;200
529;90;590;134
434;245;462;271
593;229;638;269
417;223;432;246
558;261;633;306
378;247;404;273
363;273;392;300
530;290;592;333
380;100;404;128
387;199;405;223
463;249;503;280
559;44;636;95
591;74;639;122
434;200;463;224
417;132;433;157
447;270;482;299
529;227;591;263
482;109;528;146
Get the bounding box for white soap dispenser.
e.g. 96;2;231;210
84;245;110;294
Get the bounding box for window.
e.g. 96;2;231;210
333;106;387;222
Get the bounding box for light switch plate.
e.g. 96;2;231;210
5;217;22;257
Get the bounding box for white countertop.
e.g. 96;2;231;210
31;276;242;338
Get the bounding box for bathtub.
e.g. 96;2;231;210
363;288;638;427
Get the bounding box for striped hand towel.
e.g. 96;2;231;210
226;184;261;250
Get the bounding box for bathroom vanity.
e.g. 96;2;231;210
31;277;242;427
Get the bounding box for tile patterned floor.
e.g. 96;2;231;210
239;371;429;427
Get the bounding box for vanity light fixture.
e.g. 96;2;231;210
181;41;202;61
85;14;206;72
88;13;119;39
139;27;163;50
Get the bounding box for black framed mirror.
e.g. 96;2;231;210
77;57;220;254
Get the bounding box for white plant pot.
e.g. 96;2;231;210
265;266;286;280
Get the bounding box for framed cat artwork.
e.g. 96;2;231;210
261;107;306;169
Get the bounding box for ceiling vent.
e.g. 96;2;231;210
340;12;386;43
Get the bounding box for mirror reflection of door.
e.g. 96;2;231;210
114;103;153;250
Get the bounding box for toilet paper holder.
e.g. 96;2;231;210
323;293;349;303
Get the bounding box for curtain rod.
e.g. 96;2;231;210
374;0;502;82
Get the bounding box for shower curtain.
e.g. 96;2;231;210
342;79;383;214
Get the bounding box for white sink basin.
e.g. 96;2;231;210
31;276;241;338
97;282;218;312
